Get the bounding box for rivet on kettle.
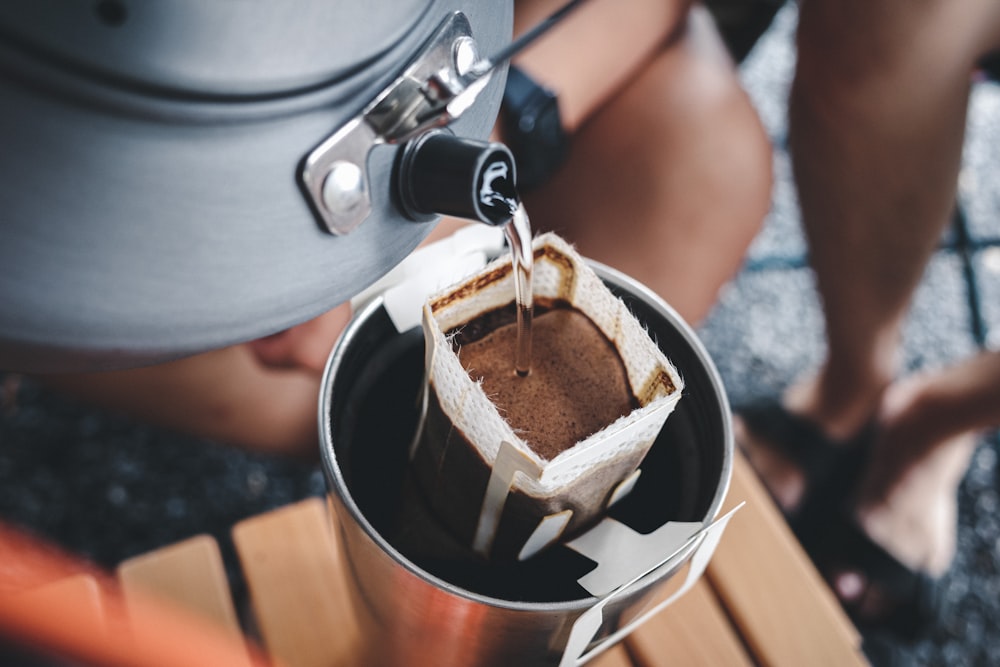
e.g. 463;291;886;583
321;160;367;218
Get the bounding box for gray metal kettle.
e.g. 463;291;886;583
0;0;513;372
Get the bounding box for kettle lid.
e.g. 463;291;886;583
0;0;436;96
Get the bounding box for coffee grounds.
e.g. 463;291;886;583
455;303;637;460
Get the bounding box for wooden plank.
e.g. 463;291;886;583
232;497;361;667
625;576;753;667
118;534;244;643
12;571;263;667
706;453;868;666
590;644;636;667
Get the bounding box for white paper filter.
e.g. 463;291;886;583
423;233;683;496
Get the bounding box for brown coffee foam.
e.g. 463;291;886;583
455;302;637;460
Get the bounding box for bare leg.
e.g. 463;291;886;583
519;6;772;324
512;0;691;133
838;352;1000;612
741;0;1000;622
788;0;1000;437
740;0;1000;505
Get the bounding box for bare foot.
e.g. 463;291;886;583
829;373;977;617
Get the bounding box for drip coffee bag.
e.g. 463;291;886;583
411;233;682;560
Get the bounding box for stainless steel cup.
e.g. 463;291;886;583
319;259;733;667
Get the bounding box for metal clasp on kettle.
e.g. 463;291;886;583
300;12;489;236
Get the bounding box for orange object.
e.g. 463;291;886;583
0;524;272;667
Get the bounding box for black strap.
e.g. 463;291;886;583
501;65;569;191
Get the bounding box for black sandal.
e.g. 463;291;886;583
735;399;873;546
738;399;946;640
813;512;947;641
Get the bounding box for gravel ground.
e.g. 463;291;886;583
2;4;999;666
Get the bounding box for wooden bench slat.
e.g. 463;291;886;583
706;453;868;666
118;534;243;641
232;497;361;667
590;644;636;667
15;571;263;667
625;576;753;667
